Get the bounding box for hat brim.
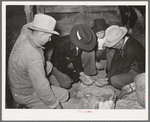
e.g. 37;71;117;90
91;24;109;33
105;27;127;47
27;23;59;35
70;25;96;51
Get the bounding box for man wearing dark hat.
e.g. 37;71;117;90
91;18;110;70
8;14;69;109
50;24;97;89
103;25;145;96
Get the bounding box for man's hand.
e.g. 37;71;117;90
79;72;87;77
79;76;94;86
46;61;53;76
55;103;63;109
79;72;94;80
95;77;109;87
79;72;94;86
103;77;109;81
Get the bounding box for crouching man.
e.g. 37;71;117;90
103;25;145;97
50;24;97;89
8;14;69;109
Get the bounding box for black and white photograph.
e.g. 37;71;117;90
2;1;149;121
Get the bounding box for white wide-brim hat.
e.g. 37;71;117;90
105;25;127;47
28;14;59;35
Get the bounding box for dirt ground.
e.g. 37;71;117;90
6;5;145;109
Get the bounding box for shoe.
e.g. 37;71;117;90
117;83;136;100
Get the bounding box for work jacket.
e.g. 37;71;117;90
8;23;59;108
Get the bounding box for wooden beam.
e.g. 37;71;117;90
44;6;118;13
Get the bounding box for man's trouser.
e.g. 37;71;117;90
11;61;68;109
110;70;138;90
134;73;145;108
106;49;138;90
52;50;97;89
12;86;69;109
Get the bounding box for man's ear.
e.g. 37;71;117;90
38;31;45;36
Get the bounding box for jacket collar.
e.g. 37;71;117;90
27;32;45;49
124;36;129;45
120;36;129;50
70;40;82;56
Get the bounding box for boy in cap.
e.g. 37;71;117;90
103;25;145;97
91;18;109;70
50;24;97;89
8;14;69;109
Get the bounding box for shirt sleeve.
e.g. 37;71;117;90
28;57;59;109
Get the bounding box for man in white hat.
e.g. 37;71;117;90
103;25;145;93
8;14;69;109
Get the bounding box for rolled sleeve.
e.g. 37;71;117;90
28;59;59;108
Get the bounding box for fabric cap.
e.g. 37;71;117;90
91;18;109;33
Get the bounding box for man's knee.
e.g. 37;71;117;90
60;89;69;102
110;76;122;90
82;50;95;60
87;50;95;59
60;81;72;89
46;61;53;76
60;90;69;102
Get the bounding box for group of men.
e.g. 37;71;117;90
8;13;145;109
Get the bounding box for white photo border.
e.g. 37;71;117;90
2;1;149;121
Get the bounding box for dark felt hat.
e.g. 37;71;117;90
91;18;109;33
70;24;96;51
